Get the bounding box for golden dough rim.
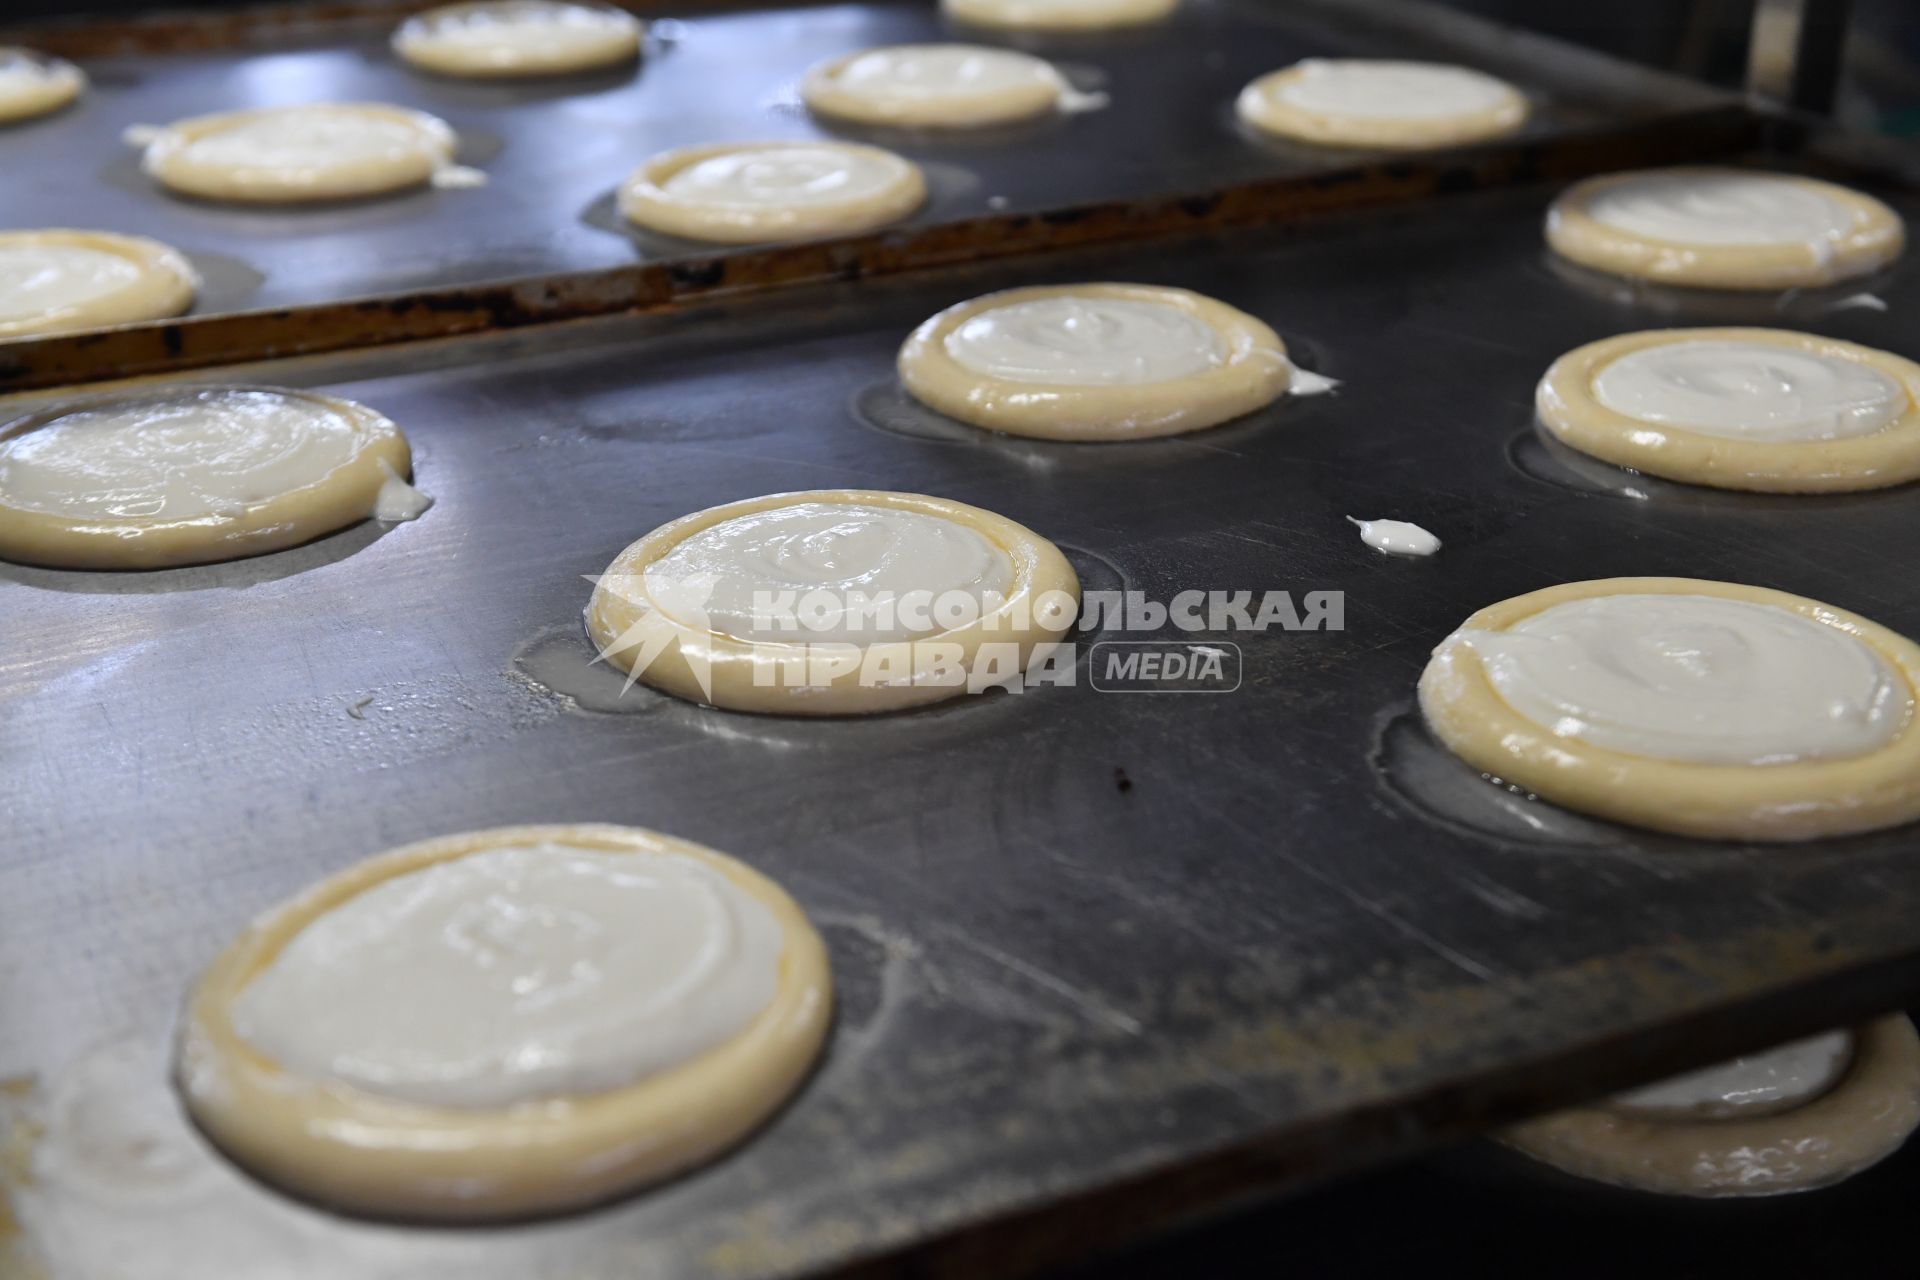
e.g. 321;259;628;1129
141;103;458;203
585;488;1081;716
1504;1016;1920;1197
1235;61;1528;150
1416;576;1920;841
175;822;832;1221
940;0;1177;31
0;230;198;339
897;282;1293;442
1545;167;1906;291
392;1;643;78
617;141;927;244
1536;327;1920;494
800;45;1064;128
0;48;85;124
0;386;414;570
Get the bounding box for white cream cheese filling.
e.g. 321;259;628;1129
661;147;904;208
0;389;373;521
168;106;448;179
1273;59;1514;120
1591;339;1906;442
1348;516;1440;556
1612;1030;1854;1118
229;844;783;1109
0;49;70;102
1586;172;1857;248
943;296;1226;386
644;501;1014;644
827;44;1059;103
1465;594;1910;765
0;244;144;325
397;0;640;63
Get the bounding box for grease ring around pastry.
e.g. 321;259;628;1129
1235;59;1527;150
0;230;198;339
800;44;1067;128
586;489;1080;716
0;385;416;570
617;141;926;244
897;283;1292;441
392;0;644;78
1417;577;1920;841
1504;1016;1920;1197
1537;327;1920;494
0;47;85;124
1545;168;1905;291
941;0;1177;31
176;823;831;1221
140;103;459;203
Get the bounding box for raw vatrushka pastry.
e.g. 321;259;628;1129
1237;59;1527;150
618;141;926;244
0;230;197;339
176;823;831;1219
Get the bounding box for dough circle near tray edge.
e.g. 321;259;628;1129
1235;61;1528;150
0;229;198;339
1544;168;1905;291
1417;576;1920;842
140;103;460;203
897;283;1293;441
175;822;832;1221
940;0;1178;32
585;488;1080;716
0;387;414;571
391;1;644;79
1536;327;1920;493
1503;1015;1920;1197
800;45;1066;128
617;141;926;245
0;48;86;123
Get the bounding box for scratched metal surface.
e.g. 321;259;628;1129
8;179;1920;1280
0;0;1727;322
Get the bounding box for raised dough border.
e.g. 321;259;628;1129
898;282;1292;442
0;386;414;570
1536;327;1920;494
176;822;832;1221
1544;167;1906;291
940;0;1176;31
585;488;1081;715
1416;576;1920;841
1235;61;1528;150
800;45;1065;128
0;229;197;339
1504;1015;1920;1197
392;1;643;79
617;141;927;244
141;103;458;203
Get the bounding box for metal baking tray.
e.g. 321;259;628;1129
0;0;1733;335
6;157;1920;1277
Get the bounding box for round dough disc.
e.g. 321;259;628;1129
801;43;1066;128
0;230;197;339
393;0;643;79
140;103;459;203
0;47;85;124
1505;1016;1920;1196
1537;327;1920;494
0;385;418;570
617;141;926;244
1418;576;1920;841
586;489;1081;715
1545;167;1904;291
176;823;831;1221
897;282;1293;441
1237;59;1527;149
941;0;1176;31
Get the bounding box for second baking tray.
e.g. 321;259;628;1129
6;170;1920;1278
0;0;1730;323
